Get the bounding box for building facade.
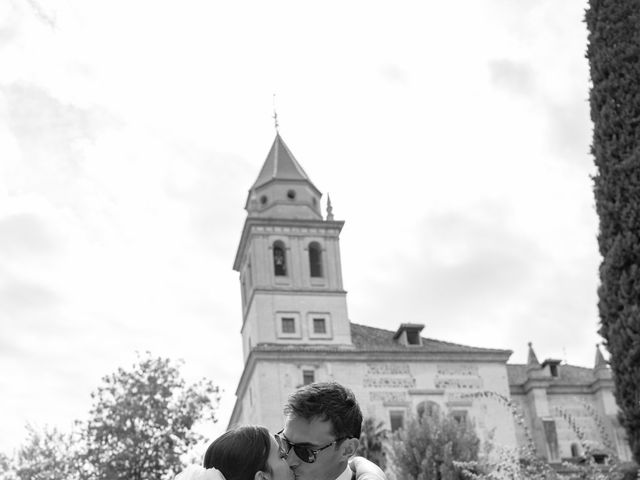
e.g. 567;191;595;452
228;133;631;464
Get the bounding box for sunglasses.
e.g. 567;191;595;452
274;430;348;464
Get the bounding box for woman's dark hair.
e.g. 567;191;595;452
204;425;272;480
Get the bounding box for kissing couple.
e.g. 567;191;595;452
177;382;386;480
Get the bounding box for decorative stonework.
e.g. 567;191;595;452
369;391;409;403
435;363;484;390
364;362;416;390
366;363;411;375
364;377;417;388
437;364;479;376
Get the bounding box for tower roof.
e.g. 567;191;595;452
251;133;319;192
595;343;607;369
527;341;540;370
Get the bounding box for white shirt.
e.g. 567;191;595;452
335;465;354;480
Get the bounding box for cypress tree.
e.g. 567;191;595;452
586;0;640;464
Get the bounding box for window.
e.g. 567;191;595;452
313;318;326;334
390;411;404;432
549;364;558;377
451;410;467;424
417;401;440;419
281;317;295;333
308;313;331;339
273;241;287;276
308;242;323;277
570;443;580;458
406;330;421;345
302;370;315;385
276;313;301;339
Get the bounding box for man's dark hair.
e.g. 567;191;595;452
285;381;362;439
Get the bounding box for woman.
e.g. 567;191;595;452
176;426;291;480
175;425;384;480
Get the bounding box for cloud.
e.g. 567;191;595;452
0;271;59;315
0;213;58;255
545;97;592;166
161;142;254;250
350;204;544;336
379;64;409;85
0;1;22;46
23;0;56;28
3;82;105;166
488;59;535;95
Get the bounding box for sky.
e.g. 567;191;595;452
0;0;600;455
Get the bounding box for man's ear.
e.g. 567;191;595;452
340;438;360;458
255;471;270;480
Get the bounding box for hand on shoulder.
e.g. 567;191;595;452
348;456;386;480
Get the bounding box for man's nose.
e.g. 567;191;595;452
285;450;299;468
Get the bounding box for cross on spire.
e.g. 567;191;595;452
272;93;279;132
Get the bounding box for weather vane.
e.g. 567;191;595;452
272;93;279;132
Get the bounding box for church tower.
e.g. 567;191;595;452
233;133;353;364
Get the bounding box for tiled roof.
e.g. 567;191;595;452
350;323;509;353
253;322;511;356
507;363;597;386
252;134;315;189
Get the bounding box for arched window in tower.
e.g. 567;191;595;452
308;242;323;277
273;241;287;276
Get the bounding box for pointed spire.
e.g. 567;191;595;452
595;343;607;369
251;134;318;191
527;341;540;370
326;194;334;220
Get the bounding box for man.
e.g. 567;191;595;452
275;382;386;480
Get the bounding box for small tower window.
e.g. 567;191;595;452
287;189;296;200
309;242;323;277
313;318;326;334
260;195;268;205
273;241;287;276
281;317;295;333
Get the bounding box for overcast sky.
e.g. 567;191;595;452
0;0;599;455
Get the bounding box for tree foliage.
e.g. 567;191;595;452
387;410;480;480
0;452;16;480
82;354;220;480
8;425;81;480
357;417;388;470
586;0;640;464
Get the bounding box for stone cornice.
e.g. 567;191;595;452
233;218;345;270
233;348;512;397
509;377;616;396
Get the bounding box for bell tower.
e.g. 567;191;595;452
233;133;353;361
